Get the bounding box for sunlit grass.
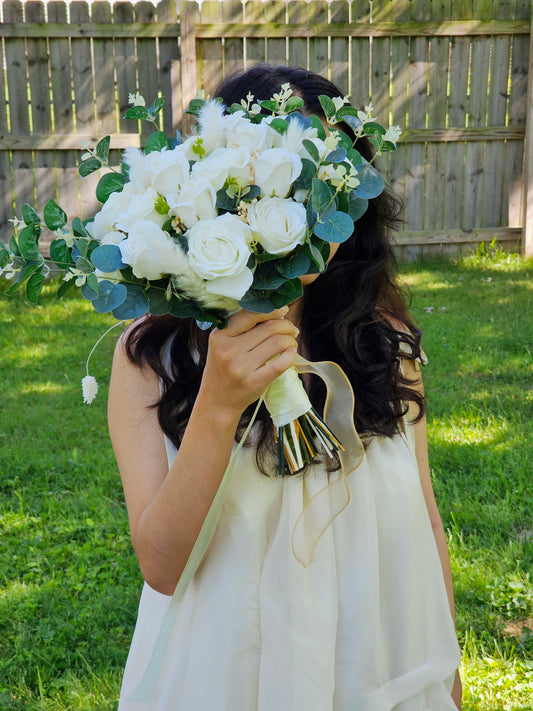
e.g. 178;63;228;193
1;249;532;708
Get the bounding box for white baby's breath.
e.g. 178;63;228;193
81;375;99;404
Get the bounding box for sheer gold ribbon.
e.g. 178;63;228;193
129;356;363;702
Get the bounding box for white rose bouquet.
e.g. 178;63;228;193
0;86;400;475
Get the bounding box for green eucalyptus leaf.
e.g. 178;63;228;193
284;96;304;113
305;238;327;272
314;210;354;243
18;225;41;260
318;95;336;118
96;173;125;204
253;262;286;290
124;105;149;121
169;297;201;318
43;199;67;230
309;115;326;140
324;148;347;164
149;97;165;117
86;272;99;294
276;252;310;279
347;192;369;221
6;262;41;295
21;203;41;225
72;216;91;238
260;100;278;112
269;118;289;135
91;280;127;313
26;270;45;303
363;121;386;137
239;289;277;313
241;185;261;203
112;283;150;319
50;238;74;268
347;148;363;166
144;131;169;155
354;161;385;200
57;277;76;298
216;189;238;212
293;158;316;191
81;279;99;301
96;136;111;162
9;235;21;257
90;244;126;272
270;278;303;307
311;178;333;214
79;158;101;178
186;98;206;116
303;139;319;162
75;256;93;274
0;243;10;269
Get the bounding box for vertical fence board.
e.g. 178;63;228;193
179;1;198;132
243;0;266;67
199;1;223;97
5;1;35;218
91;2;117;137
0;31;13;234
134;2;159;141
47;2;78;219
350;0;370;117
309;2;329;79
223;1;245;79
287;1;308;69
25;2;55;216
70;1;98;218
265;1;287;67
423;1;450;234
389;2;410;211
114;2;137;128
156;1;179;135
329;1;350;94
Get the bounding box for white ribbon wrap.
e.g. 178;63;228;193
264;367;312;426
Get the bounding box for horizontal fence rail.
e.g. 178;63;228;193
0;0;532;258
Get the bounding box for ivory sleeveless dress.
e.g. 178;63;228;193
118;376;461;710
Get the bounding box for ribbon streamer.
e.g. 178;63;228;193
129;356;364;702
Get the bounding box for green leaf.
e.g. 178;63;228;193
21;203;41;225
154;195;170;215
96;173;125;204
239;289;277;313
228;103;244;114
81;277;99;301
185;98;206;116
124;105;149;121
86;272;99;294
260;100;278;113
112;283;150;319
169;296;201;318
354;161;385;200
306;240;326;272
314;210;354;243
43;199;67;230
303;139;319;162
148;97;165;117
240;185;261;203
347;193;368;221
216;189;238;212
91;280;127;313
332;129;353;151
50;238;73;268
75;256;93;274
347;148;363;166
336;106;359;119
18;225;41;260
309;115;326;140
269;118;289;135
0;243;10;269
270;278;303;307
79;158;101;178
276;252;310;279
254;250;279;263
293;158;317;192
72;216;91;238
9;235;21;257
90;244;126;272
57;277;75;298
311;178;333;214
144;131;169;155
6;262;41;295
363;121;386;137
285;96;304;113
96;136;110;162
26;270;45;303
318;95;336;118
324;148;347;164
253;262;286;290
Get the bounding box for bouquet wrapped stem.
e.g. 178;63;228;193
265;367;344;475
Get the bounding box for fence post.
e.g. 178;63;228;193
522;6;533;257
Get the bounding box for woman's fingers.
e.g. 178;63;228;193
224;306;289;336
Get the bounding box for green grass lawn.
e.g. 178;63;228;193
1;248;532;709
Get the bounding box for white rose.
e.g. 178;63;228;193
115;189;166;232
167;176;217;228
246;197;307;255
86;183;141;239
251;148;302;198
119;220;188;280
186;213;254;300
124;145;190;195
224;112;274;152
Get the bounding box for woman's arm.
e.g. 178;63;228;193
108;308;299;595
405;359;463;709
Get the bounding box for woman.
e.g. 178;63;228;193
110;65;462;709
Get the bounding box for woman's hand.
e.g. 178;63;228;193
200;306;299;418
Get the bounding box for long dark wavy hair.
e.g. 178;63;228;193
124;64;425;476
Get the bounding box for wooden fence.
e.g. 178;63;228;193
1;0;532;258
